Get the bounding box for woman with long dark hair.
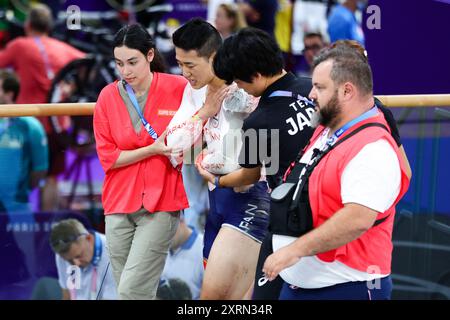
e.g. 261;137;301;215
93;24;187;300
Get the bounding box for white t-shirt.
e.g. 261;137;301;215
168;84;206;128
56;233;118;300
272;126;401;288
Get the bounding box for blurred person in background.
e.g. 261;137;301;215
156;277;193;300
238;0;278;36
327;0;366;46
303;32;326;73
0;3;86;211
0;69;48;280
296;32;327;77
161;214;204;299
0;70;48;224
214;2;247;39
50;218;117;300
180;158;209;233
206;0;234;24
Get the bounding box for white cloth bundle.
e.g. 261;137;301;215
201;84;259;174
166;84;206;167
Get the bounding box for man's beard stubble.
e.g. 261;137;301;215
311;90;341;128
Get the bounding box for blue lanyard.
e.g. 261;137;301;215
70;233;102;300
91;232;102;267
125;83;158;140
327;106;378;146
87;233;102;300
33;37;54;80
268;90;314;105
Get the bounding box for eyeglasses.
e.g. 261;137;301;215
51;233;87;247
303;44;323;53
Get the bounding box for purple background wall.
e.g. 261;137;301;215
362;0;450;215
364;0;450;95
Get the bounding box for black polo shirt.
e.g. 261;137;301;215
239;72;315;189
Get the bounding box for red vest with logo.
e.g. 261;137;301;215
94;72;189;214
306;111;410;274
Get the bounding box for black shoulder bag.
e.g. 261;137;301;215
269;122;390;237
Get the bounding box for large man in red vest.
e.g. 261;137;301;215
262;44;410;300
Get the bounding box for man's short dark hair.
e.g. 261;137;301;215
312;45;373;96
303;32;324;41
172;18;222;59
0;71;20;102
28;4;54;34
213;27;284;84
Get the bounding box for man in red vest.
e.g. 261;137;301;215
262;44;410;300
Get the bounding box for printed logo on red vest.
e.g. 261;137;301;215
158;109;177;117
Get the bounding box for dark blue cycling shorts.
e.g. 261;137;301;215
203;181;270;260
